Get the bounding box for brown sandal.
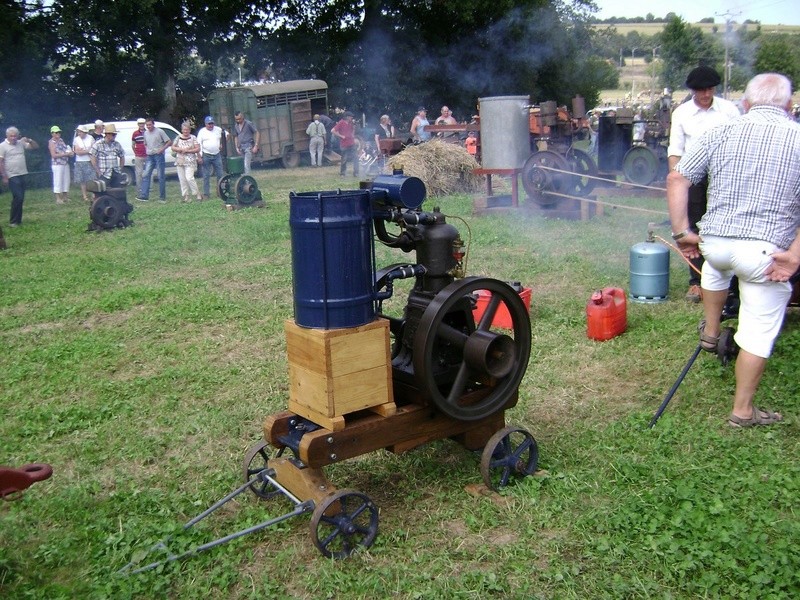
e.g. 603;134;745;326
698;320;719;352
728;407;783;427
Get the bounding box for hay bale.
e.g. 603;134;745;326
387;139;483;197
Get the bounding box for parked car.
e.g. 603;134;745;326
80;121;181;186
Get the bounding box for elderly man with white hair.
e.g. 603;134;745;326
667;73;800;427
0;126;39;227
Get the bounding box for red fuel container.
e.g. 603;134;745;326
473;287;532;329
586;287;627;341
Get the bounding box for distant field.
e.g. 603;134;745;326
593;22;800;35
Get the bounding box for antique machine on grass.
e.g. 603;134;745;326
521;96;597;203
217;156;265;208
249;172;537;558
86;171;134;231
121;172;537;572
598;107;670;187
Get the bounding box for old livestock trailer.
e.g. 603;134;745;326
208;80;329;168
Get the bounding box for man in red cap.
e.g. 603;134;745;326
667;66;740;303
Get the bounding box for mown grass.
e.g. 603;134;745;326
1;167;798;599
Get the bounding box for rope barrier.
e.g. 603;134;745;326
538;190;669;217
532;163;667;193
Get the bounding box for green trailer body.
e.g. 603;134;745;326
207;80;329;168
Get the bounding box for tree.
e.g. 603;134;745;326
755;35;800;86
0;1;56;129
48;0;278;122
247;0;613;124
658;16;717;90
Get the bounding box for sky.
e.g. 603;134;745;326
592;0;800;26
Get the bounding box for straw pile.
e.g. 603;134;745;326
386;139;483;197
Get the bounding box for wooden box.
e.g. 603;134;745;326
285;318;395;431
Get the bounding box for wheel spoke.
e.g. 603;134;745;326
499;466;512;487
478;293;502;330
510;437;533;461
445;363;472;406
435;321;468;348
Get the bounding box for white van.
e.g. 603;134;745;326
79;121;181;186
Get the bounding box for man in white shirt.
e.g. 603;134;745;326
668;66;741;302
196;116;226;199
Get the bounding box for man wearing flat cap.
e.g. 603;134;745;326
668;66;741;302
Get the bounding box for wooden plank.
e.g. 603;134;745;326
298;398;515;468
287;399;347;432
269;457;336;505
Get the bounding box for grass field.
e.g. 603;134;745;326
1;166;798;598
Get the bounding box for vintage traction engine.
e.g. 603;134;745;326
121;173;537;571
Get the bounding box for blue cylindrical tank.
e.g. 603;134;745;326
629;240;670;303
289;190;375;328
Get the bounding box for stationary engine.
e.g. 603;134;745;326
368;174;531;420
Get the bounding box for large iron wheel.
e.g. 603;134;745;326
521;150;570;207
622;146;659;186
564;148;597;197
310;489;379;559
413;277;532;421
89;195;123;229
218;174;235;202
235;175;260;205
242;440;281;500
480;426;538;491
281;149;300;169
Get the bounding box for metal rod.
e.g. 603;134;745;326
648;344;703;428
126;501;314;574
119;469;310;575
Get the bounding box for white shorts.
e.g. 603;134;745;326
699;235;792;358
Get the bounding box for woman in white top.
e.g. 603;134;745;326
72;125;95;201
48;125;73;204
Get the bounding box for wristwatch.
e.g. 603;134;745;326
671;229;691;241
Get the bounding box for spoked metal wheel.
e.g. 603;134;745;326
281;149;300;169
480;426;538;491
521;150;571;206
622;146;659;186
235;175;260;205
564;148;597;197
242;440;282;500
413;277;532;421
218;174;235;202
89;195;122;229
310;489;379;559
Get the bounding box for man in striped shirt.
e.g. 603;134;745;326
667;73;800;428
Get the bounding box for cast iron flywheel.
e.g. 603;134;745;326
521;150;571;207
412;277;532;421
622;146;659;186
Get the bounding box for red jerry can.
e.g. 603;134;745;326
586;287;627;341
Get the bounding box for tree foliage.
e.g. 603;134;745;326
1;0;621;132
1;1;797;136
755;35;800;87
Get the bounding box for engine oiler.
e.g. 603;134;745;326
245;172;538;558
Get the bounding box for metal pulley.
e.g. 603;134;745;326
218;174;264;207
622;146;659;186
521;150;570;206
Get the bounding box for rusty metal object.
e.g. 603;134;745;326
1;463;53;499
